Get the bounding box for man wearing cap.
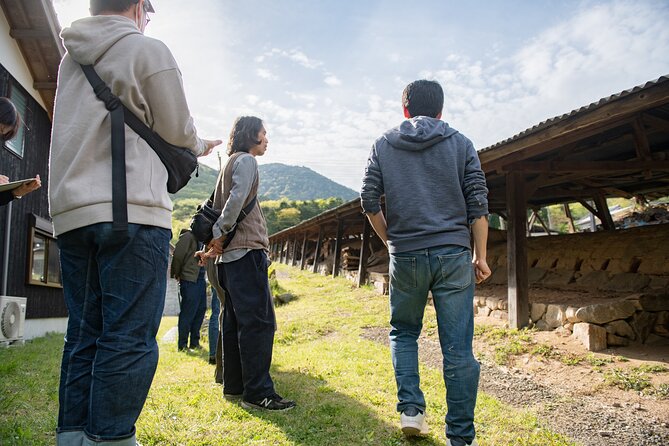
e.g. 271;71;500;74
49;1;221;445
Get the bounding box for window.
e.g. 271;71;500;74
5;82;28;157
27;215;62;288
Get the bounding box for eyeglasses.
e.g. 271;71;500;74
142;1;151;25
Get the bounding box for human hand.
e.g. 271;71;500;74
194;237;224;266
0;175;8;185
200;139;223;157
473;257;491;284
12;174;41;198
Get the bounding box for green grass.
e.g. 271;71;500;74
0;265;576;445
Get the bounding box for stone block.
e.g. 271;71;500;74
491;310;508;321
497;299;508;311
638;294;669;312
631;311;659;344
534;319;551;331
572;322;608;351
545;304;567;329
486;297;501;311
604;320;636;340
575;271;610;289
530;303;547;322
479;306;492;317
648;276;669;291
528;267;547;284
600;273;650;292
575;300;637;325
607;333;630;346
541;270;575;288
565;306;581;323
488;267;507;285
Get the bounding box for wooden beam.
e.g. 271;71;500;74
506;172;529;329
9;28;51;39
33;81;57;90
312;226;323;274
291;238;298;267
299;232;309;270
564;203;576;233
332;219;344;277
593;195;615;231
643;113;669;133
576;199;599;217
510;160;669;173
632;117;652;160
357;218;371;287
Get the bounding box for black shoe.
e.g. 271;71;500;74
189;344;203;350
241;393;296;411
178;346;187;352
223;392;243;401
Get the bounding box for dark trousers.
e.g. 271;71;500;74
177;269;207;350
218;250;276;401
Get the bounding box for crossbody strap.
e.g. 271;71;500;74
222;195;258;249
80;64;128;231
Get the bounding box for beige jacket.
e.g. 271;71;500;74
49;15;205;236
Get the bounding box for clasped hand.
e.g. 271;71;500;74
194;236;225;266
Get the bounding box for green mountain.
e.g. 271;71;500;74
171;162;357;202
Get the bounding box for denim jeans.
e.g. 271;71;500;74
177;268;206;350
389;244;479;443
217;249;276;401
208;286;221;358
56;223;170;445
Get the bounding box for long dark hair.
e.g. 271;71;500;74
227;116;263;156
0;97;20;141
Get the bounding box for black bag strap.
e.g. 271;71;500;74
80;64;128;231
222;195;257;249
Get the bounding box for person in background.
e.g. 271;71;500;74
48;1;221;444
172;228;207;351
199;116;295;411
360;79;490;445
208;284;221;364
0;97;41;205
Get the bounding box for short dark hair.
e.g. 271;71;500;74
402;79;444;118
0;97;20;141
90;0;138;15
227;116;264;156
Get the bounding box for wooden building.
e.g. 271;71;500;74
0;0;65;339
269;75;669;345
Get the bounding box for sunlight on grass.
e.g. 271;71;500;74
0;265;576;445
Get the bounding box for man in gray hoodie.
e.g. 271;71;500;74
360;80;490;446
49;1;221;445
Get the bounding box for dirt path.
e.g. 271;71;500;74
362;318;669;446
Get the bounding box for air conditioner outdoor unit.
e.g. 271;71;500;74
0;296;27;345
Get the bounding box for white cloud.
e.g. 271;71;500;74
324;75;342;86
256;68;278;80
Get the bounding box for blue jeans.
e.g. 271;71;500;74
218;250;276;401
389;244;479;443
209;286;221;357
56;223;170;445
177;268;206;350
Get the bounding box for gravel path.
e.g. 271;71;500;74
361;327;669;446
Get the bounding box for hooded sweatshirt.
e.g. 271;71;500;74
360;116;488;254
49;15;206;236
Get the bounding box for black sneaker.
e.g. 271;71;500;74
223;392;243;401
241;393;296;411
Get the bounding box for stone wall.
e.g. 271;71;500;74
486;224;669;293
475;292;669;351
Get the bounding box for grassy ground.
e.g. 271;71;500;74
0;264;576;445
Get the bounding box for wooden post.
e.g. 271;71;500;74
312;226;323;274
506;171;529;329
290;239;297;266
280;240;287;264
300;232;308;270
563;203;576;233
357;217;371;287
593;195;615;230
332;219;344;277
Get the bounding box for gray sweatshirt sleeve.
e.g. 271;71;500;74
212;155;257;239
360;143;384;214
463;139;489;223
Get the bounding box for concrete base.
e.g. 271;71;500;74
24;317;67;340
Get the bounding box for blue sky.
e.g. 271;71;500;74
53;0;669;190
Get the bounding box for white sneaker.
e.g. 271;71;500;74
400;408;429;436
446;439;478;446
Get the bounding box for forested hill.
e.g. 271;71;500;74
171;162;358;202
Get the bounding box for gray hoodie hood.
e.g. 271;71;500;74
61;15;141;65
384;116;459;151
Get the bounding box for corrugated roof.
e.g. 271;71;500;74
479;75;669;154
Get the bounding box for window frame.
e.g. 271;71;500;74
3;81;29;158
26;214;62;289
